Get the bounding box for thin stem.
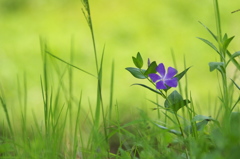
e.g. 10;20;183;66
213;0;230;114
174;113;184;136
213;0;222;49
81;0;99;72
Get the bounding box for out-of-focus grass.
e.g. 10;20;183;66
0;0;239;118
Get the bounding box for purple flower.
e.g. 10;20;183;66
149;63;178;89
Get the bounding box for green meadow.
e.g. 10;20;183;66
0;0;239;158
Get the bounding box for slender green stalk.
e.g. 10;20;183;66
81;0;99;73
213;0;222;49
81;0;109;157
108;61;115;128
68;36;74;135
73;93;83;159
213;0;230;115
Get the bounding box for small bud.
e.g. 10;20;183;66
148;58;151;67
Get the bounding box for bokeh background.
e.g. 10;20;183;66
0;0;239;122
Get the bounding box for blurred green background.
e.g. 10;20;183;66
0;0;239;121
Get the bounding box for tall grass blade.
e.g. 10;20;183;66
81;0;99;72
46;51;97;78
40;38;49;135
108;61;115;124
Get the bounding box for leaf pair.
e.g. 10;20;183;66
126;52;157;79
198;22;240;70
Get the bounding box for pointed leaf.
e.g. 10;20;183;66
132;83;163;96
137;52;143;67
174;67;191;81
222;33;228;41
226;51;240;66
168;100;191;113
126;67;146;79
144;61;157;76
132;57;139;68
197;37;220;55
198;21;217;41
209;62;224;72
164;90;190;112
132;52;143;68
227;50;240;70
230;79;240;90
223;36;234;51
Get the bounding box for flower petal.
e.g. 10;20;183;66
149;73;160;82
165;77;178;87
165;67;177;79
156;80;167;89
156;63;165;78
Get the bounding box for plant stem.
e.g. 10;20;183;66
213;0;230;114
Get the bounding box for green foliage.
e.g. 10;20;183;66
164;90;190;113
209;62;225;72
132;52;143;68
125;67;146;79
144;61;157;76
174;67;191;81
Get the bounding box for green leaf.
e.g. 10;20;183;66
132;83;164;96
126;67;146;79
132;52;143;68
192;115;213;122
137;52;143;65
222;33;228;41
184;119;209;135
226;51;240;66
164;90;190;112
198;21;217;41
222;35;234;52
174;67;191;81
197;37;220;55
209;62;224;72
144;61;157;76
227;50;240;70
230;79;240;90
